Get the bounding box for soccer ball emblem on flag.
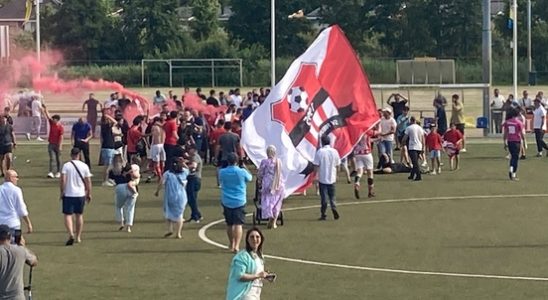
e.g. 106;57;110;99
272;63;356;164
242;25;379;197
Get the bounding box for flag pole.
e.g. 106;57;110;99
35;0;40;63
270;0;276;88
512;0;518;97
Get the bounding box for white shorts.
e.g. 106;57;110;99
354;154;373;170
150;144;166;162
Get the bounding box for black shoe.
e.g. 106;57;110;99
65;237;75;246
354;187;360;199
414;178;422;181
520;155;526;160
318;216;327;221
508;172;512;180
368;192;375;198
408;176;414;180
332;209;340;220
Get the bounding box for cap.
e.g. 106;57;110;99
382;107;392;113
429;123;437;128
70;147;81;156
0;224;10;240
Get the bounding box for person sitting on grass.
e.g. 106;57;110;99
443;123;463;171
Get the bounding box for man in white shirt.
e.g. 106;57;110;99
403;116;425;181
0;170;33;243
104;93;118;109
520;90;533;114
60;148;92;246
27;95;44;141
379;107;397;163
490;88;505;134
230;88;243;107
532;98;548;157
152;90;167;107
313;135;341;221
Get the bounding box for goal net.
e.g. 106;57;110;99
141;58;243;88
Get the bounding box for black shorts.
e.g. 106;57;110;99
223;205;246;226
456;124;465;134
0;144;12;155
62;196;86;215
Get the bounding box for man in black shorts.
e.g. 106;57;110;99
0;115;15;176
219;153;252;252
60;148;92;246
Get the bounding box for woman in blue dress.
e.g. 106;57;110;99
155;158;189;239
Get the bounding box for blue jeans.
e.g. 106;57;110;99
508;141;520;174
186;176;202;220
115;184;138;226
379;140;393;160
319;183;336;217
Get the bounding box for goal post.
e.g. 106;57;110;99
141;58;243;88
371;83;493;137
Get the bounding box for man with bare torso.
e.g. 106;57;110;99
150;115;166;180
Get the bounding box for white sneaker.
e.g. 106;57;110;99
461;148;467;153
36;137;44;142
421;161;428;167
430;171;437;175
54;172;61;178
47;172;54;178
437;168;441;174
107;179;116;185
25;133;31;141
102;181;115;187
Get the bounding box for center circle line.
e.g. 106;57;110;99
198;193;548;282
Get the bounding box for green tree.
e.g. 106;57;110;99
117;0;185;59
190;0;220;40
227;0;319;57
41;0;111;60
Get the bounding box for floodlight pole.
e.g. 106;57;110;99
35;0;40;63
270;0;276;88
527;0;532;73
481;0;492;136
512;0;518;97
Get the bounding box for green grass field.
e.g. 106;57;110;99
10;141;548;299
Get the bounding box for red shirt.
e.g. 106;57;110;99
503;118;524;142
126;126;142;153
210;128;226;145
443;129;463;147
48;119;64;145
163;119;178;145
426;132;442;150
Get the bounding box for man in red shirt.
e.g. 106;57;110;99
443;123;463;171
209;119;226;164
163;111;179;171
43;104;64;178
425;124;443;174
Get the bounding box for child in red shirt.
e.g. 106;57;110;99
425;124;443;174
443;123;464;170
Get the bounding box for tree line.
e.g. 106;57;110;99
25;0;547;74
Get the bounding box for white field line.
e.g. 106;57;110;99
198;193;548;282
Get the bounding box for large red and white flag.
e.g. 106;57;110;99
242;25;379;197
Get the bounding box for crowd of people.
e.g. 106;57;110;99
1;86;548;299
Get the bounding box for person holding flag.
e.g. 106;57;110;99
241;25;379;199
